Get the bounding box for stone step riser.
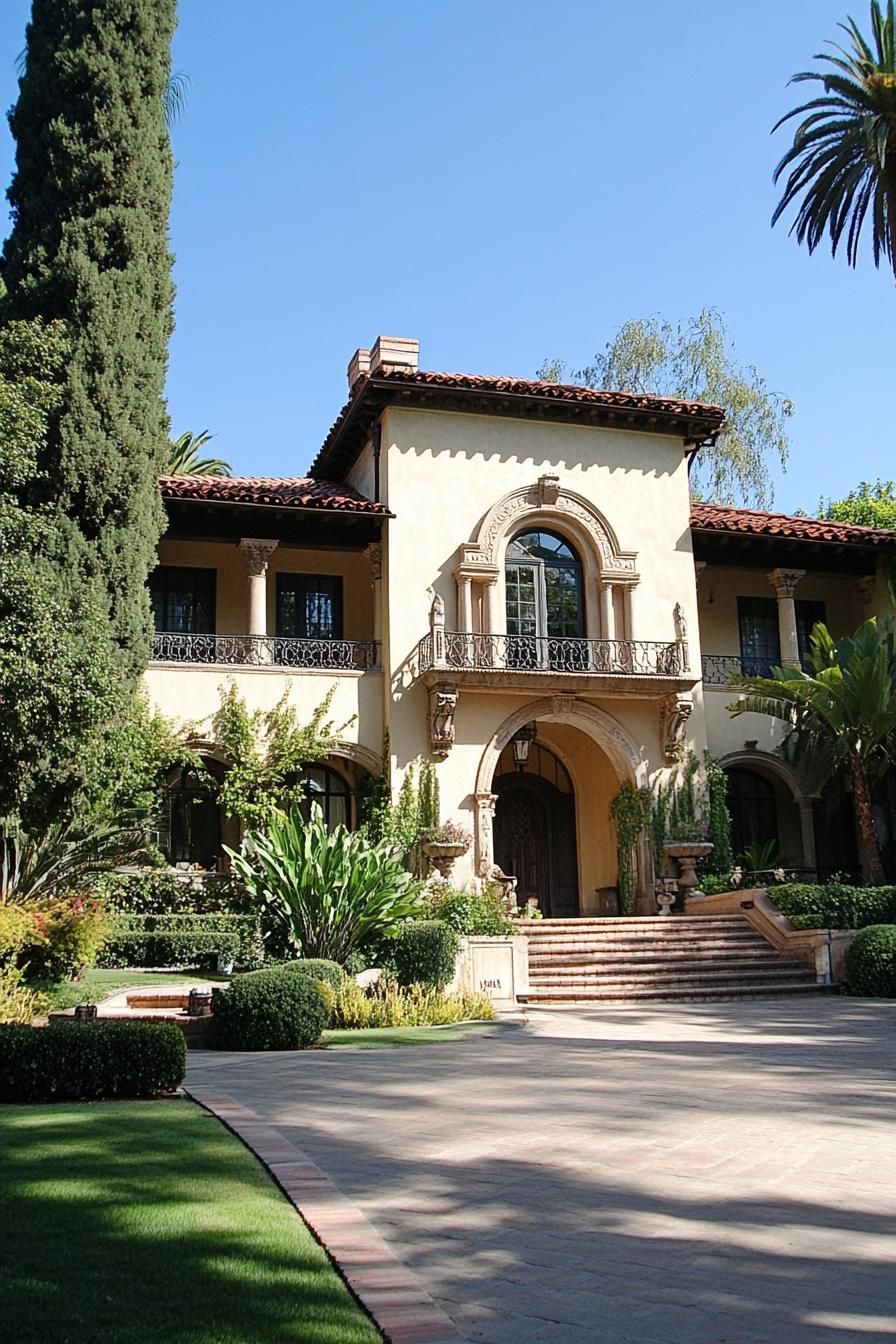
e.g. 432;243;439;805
530;961;813;980
526;941;770;956
530;973;816;991
527;985;831;1002
528;948;786;963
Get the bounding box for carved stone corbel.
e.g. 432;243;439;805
429;681;458;758
660;693;693;763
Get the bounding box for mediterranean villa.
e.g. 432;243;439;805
146;336;896;919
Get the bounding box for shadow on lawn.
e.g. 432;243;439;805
0;1102;380;1344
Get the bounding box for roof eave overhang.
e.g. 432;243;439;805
311;377;725;481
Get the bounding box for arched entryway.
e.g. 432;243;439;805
493;741;579;918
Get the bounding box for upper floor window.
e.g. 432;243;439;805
277;574;343;640
737;596;826;675
150;566;215;634
505;530;583;640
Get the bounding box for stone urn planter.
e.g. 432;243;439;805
662;841;714;913
421;841;467;880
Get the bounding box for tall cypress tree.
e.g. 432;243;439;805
3;0;176;679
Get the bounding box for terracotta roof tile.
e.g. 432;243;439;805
690;502;896;548
158;474;389;515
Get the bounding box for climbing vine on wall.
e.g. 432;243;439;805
610;781;652;915
703;754;733;875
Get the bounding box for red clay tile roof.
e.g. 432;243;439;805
690;503;896;548
312;368;725;478
159;474;389;515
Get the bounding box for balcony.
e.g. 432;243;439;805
151;632;380;671
701;654;810;686
414;630;694;693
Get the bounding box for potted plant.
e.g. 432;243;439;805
420;821;472;879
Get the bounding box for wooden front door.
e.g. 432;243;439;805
493;776;579;918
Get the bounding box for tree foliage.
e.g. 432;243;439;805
772;0;896;277
539;310;792;509
2;0;176;681
820;479;896;527
166;430;231;476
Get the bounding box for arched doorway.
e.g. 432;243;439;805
493;741;579;918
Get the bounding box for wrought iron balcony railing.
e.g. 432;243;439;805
701;653;803;685
151;632;379;671
417;631;687;677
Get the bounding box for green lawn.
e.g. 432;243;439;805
0;1102;381;1344
323;1022;503;1048
34;968;230;1011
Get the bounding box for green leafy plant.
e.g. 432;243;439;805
420;820;471;849
0;1020;186;1102
165;429;230;476
96;870;253;916
331;979;494;1029
741;840;785;872
212;966;330;1050
771;882;896;930
424;883;514;936
97;913;262;970
226;804;423;963
0;906;40;967
0;819;145;907
213;683;353;828
387;920;459;989
704;754;734;875
845;924;896;997
610;782;652;915
0;965;48;1025
23;898;112;980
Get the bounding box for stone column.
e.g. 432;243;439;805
622;585;635;641
458;575;473;634
474;791;499;878
767;568;805;666
484;579;499;635
239;539;278;659
799;797;819;875
599;582;616;641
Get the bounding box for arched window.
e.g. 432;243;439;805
505;529;585;669
301;763;352;831
726;768;779;862
165;761;223;869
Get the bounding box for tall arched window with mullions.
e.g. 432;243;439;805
300;764;353;831
164;760;223;869
505;529;585;668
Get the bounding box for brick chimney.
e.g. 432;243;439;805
368;336;419;377
346;348;370;392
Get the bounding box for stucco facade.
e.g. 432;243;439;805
143;337;896;906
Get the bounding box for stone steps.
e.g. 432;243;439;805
521;914;824;1003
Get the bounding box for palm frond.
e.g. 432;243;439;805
165;430;231;476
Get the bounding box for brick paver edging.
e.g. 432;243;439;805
185;1085;470;1344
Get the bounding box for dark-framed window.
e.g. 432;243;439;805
150;566;215;634
726;767;779;862
505;529;584;640
165;761;223;869
277;574;343;640
737;597;780;676
301;764;352;831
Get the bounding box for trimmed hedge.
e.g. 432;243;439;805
212;967;329;1051
845;924;896;998
97;913;264;970
389;920;459;989
771;883;896;931
0;1021;186;1103
96;870;254;916
278;959;345;990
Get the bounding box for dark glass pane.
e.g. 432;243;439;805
300;764;351;832
508;530;577;564
150;567;215;634
737;597;780;676
545;566;582;637
277;575;343;639
796;601;826;668
727;769;779;860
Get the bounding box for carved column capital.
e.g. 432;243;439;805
239;537;278;577
767;568;805;600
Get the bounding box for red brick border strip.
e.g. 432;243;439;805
186;1085;469;1344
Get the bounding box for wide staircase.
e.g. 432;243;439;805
521;915;827;1003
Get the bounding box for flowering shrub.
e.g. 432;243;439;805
0;906;41;966
22;897;111;979
420;821;472;850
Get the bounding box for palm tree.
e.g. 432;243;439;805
729;619;896;884
772;0;896;278
165;430;231;476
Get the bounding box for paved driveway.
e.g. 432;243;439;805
188;1001;896;1344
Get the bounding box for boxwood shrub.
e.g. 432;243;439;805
845;924;896;998
97;913;263;970
389;920;459;989
0;1021;186;1103
212;967;329;1051
279;959;345;990
771;883;896;930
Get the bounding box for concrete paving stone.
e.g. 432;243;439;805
188;999;896;1344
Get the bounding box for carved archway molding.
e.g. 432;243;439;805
182;735;383;779
472;479;639;581
473;696;648;878
718;750;808;804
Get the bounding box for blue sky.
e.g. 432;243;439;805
0;1;890;512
